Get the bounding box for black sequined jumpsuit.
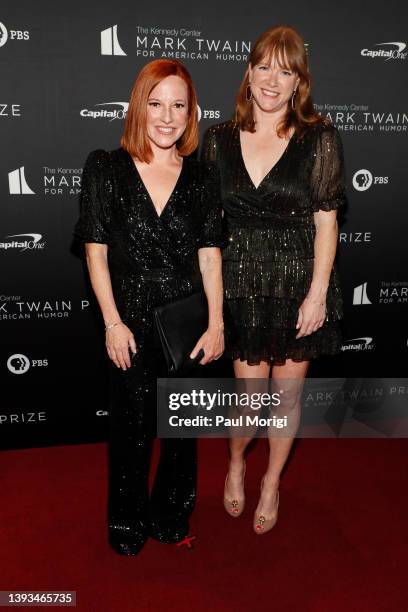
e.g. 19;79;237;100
74;148;224;554
202;120;346;366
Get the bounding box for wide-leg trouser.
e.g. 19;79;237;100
107;336;197;551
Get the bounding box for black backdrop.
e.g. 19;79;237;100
1;1;407;449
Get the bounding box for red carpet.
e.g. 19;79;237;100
1;438;407;611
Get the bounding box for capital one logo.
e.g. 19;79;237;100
361;42;407;61
7;354;30;374
0;233;45;252
341;337;374;351
80;101;129;121
8;167;35;194
101;25;126;56
353;282;372;305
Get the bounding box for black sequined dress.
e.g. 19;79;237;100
202;120;346;366
74;148;224;554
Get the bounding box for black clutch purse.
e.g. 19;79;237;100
153;291;235;374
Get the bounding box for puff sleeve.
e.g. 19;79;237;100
198;162;227;249
310;125;347;212
73;149;113;244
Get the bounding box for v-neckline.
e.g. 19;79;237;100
125;149;185;219
238;126;295;191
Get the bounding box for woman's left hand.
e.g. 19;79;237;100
295;294;326;339
190;324;225;365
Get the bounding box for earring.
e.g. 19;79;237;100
246;84;253;102
291;88;297;110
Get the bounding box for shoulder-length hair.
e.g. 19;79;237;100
121;59;199;162
235;25;329;138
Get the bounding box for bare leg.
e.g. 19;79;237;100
225;359;271;504
254;359;309;529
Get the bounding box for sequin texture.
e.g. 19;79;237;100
74;147;224;553
201;120;346;366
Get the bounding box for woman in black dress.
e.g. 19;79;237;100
74;59;225;555
202;25;346;534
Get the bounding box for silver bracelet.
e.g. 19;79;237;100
105;320;122;331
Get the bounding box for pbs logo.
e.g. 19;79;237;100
7;354;30;374
0;22;29;48
197;105;221;122
0;22;8;47
353;169;389;192
353;169;373;191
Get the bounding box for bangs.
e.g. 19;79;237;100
264;44;292;70
253;32;302;73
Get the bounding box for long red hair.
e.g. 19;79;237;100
121;59;199;162
235;25;328;137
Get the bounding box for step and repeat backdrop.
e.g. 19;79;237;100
1;1;407;449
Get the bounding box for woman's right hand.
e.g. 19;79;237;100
106;323;137;370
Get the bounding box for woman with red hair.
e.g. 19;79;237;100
202;25;346;534
74;59;225;555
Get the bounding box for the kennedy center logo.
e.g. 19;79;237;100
8;167;35;194
353;282;372;305
101;25;126;56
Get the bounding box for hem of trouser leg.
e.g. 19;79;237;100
148;523;189;544
108;533;148;556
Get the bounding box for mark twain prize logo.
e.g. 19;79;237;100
378;281;408;304
0;234;45;252
341;337;375;352
0;295;90;321
0;21;29;48
0;103;22;118
352;169;388;191
7;164;82;196
313;103;407;133
339;231;372;245
43;166;82;195
99;23;251;62
361;42;407;61
353;281;408;305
